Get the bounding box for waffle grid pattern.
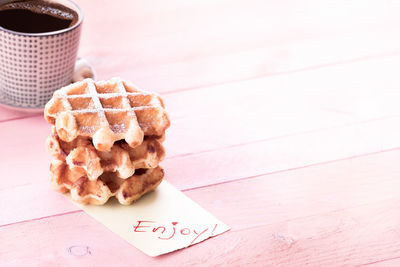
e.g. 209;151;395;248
45;78;170;151
56;78;156;130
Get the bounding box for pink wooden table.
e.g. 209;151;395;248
2;0;400;266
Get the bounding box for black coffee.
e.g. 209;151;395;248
0;0;78;33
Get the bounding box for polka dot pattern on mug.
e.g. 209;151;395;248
0;25;81;108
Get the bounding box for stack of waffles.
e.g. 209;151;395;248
44;78;170;205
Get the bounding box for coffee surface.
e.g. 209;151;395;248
0;0;78;33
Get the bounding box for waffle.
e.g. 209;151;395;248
46;130;165;180
44;77;170;151
50;160;164;205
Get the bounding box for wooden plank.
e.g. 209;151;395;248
93;32;400;95
2;113;400;226
4;51;400;129
2;149;400;265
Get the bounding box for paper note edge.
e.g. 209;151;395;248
66;180;232;257
149;226;232;257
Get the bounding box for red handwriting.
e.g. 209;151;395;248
152;226;166;234
211;223;218;235
190;228;209;245
132;221;218;245
158;222;176;240
133;220;155;232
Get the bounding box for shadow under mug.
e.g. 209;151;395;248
0;0;83;109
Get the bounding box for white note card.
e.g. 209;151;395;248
76;181;230;256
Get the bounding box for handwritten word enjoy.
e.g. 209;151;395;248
133;221;218;245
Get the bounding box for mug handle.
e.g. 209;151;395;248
72;57;96;82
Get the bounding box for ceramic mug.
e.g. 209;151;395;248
0;0;83;109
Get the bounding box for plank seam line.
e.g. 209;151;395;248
223;197;400;235
181;147;400;192
0;210;82;229
355;255;400;266
0;115;39;124
2;50;400;123
162;50;400;95
166;115;392;160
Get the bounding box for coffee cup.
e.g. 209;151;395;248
0;0;83;110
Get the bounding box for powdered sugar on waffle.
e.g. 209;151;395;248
44;77;170;151
78;125;95;134
110;123;126;133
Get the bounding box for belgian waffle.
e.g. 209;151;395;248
44;77;170;151
50;160;164;205
46;130;165;180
